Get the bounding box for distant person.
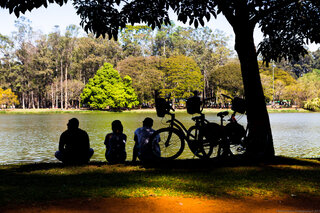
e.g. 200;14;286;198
104;120;127;164
55;118;94;164
132;117;160;163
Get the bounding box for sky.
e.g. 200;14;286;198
0;2;319;52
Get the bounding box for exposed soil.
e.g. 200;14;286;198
2;196;320;213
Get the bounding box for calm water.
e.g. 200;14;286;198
0;112;319;164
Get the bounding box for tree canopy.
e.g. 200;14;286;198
2;1;318;62
80;62;138;110
116;56;163;105
0;88;19;108
161;55;203;99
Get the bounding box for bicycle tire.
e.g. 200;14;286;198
187;126;214;159
149;127;185;160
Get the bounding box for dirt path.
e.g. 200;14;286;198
2;196;320;213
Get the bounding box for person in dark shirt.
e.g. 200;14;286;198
55;118;94;164
104;120;127;164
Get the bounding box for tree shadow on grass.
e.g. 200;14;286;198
1;156;318;174
1;156;320;208
138;155;320;170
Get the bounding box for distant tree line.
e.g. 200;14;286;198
1;17;320;110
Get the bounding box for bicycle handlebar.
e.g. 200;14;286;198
221;94;232;100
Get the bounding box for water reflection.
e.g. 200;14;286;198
0;112;319;164
269;113;320;158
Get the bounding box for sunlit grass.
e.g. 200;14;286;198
0;157;320;206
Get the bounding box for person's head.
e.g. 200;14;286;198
67;118;79;130
112;120;123;133
143;117;153;128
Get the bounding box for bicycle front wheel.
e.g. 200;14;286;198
149;127;185;160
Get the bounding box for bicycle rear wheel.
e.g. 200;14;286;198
226;122;246;156
229;142;246;155
149;127;185;160
187;126;214;159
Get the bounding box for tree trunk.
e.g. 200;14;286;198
51;84;54;109
31;91;35;109
22;92;25;109
37;94;41;109
233;22;275;159
28;92;31;109
55;78;58;108
60;60;64;109
65;65;68;109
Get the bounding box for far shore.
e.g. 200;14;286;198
0;107;310;114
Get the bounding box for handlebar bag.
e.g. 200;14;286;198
186;96;201;114
231;97;246;114
155;98;169;117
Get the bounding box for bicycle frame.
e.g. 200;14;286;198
164;112;189;138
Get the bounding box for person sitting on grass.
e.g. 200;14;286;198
55;118;94;164
104;120;127;164
132;117;160;163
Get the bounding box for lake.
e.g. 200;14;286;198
0;112;319;164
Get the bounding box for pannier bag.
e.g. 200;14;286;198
203;122;222;146
186;96;201;114
225;122;245;145
231;97;246;114
155;98;170;117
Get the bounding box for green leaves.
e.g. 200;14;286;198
0;88;19;108
161;55;203;99
116;56;163;105
2;0;68;17
258;0;320;64
80;63;138;110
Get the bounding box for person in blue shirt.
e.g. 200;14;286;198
132;117;160;163
55;118;94;164
104;120;127;164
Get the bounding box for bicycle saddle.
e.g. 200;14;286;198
217;111;229;117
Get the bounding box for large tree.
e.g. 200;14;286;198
161;55;203;100
209;62;244;99
0;88;19;108
116;56;163;105
2;0;320;158
80;62;138;110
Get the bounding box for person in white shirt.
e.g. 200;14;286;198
132;117;160;162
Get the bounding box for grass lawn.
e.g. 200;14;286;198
1;156;320;208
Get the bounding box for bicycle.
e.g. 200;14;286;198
215;94;247;157
149;94;221;160
186;94;221;159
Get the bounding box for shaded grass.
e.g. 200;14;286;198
0;156;320;207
